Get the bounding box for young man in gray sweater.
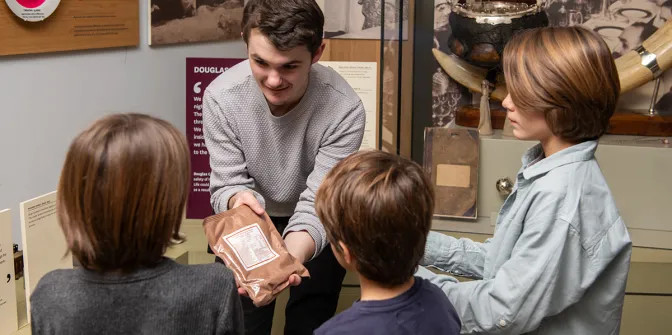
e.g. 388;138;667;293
202;0;366;334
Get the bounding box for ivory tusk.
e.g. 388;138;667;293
615;20;672;93
432;20;672;101
432;48;508;100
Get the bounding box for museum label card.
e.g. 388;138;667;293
19;191;72;323
0;209;19;335
319;61;378;150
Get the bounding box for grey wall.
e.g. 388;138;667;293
0;1;247;248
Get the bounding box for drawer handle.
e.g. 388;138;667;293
496;178;513;196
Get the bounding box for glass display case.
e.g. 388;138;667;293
411;0;671;165
317;0;415;157
378;0;414;157
409;3;672;332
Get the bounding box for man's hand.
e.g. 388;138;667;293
236;232;311;299
228;191;264;215
275;231;314;292
235;276;302;298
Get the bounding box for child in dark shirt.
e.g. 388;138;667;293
313;150;461;335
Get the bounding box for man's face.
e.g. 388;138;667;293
613;25;645;58
246;29;323;111
434;1;451;30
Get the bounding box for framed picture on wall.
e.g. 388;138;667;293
318;0;410;40
149;0;245;46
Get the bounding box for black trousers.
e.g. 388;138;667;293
208;216;346;335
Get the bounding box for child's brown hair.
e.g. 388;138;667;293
57;113;190;273
315;150;434;287
503;26;620;142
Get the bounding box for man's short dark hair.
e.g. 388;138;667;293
315;150;435;287
242;0;324;56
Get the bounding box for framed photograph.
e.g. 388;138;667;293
149;0;244;45
319;0;410;40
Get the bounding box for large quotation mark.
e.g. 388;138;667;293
194;82;202;94
6;274;10;283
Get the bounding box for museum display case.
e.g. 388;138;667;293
377;0;415;157
316;0;416;157
410;1;672;333
412;0;671;247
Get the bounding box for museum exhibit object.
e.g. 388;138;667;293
432;0;672;136
436;0;549;135
423;128;480;219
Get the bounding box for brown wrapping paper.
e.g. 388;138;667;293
203;205;310;306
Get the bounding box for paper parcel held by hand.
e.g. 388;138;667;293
203;205;310;306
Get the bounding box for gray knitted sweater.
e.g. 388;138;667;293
202;60;366;259
29;258;243;334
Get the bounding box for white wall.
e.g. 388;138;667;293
0;1;247;248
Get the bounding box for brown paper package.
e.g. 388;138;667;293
203;205;310;307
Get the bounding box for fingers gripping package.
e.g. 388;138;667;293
203;205;310;306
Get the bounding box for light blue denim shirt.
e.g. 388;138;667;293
417;140;633;334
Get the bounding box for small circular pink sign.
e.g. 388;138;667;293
5;0;61;21
14;0;46;8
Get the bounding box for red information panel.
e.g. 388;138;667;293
186;57;246;219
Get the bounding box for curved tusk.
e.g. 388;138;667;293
616;20;672;93
433;20;672;101
432;48;508;101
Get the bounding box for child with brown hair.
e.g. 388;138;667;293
30;113;244;334
313;150;461;334
418;26;633;334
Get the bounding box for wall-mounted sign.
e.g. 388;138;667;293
5;0;60;22
0;0;138;56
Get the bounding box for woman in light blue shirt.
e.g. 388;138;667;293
417;26;633;334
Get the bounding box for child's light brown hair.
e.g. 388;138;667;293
315;150;434;287
503;26;620;142
56;113;190;273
